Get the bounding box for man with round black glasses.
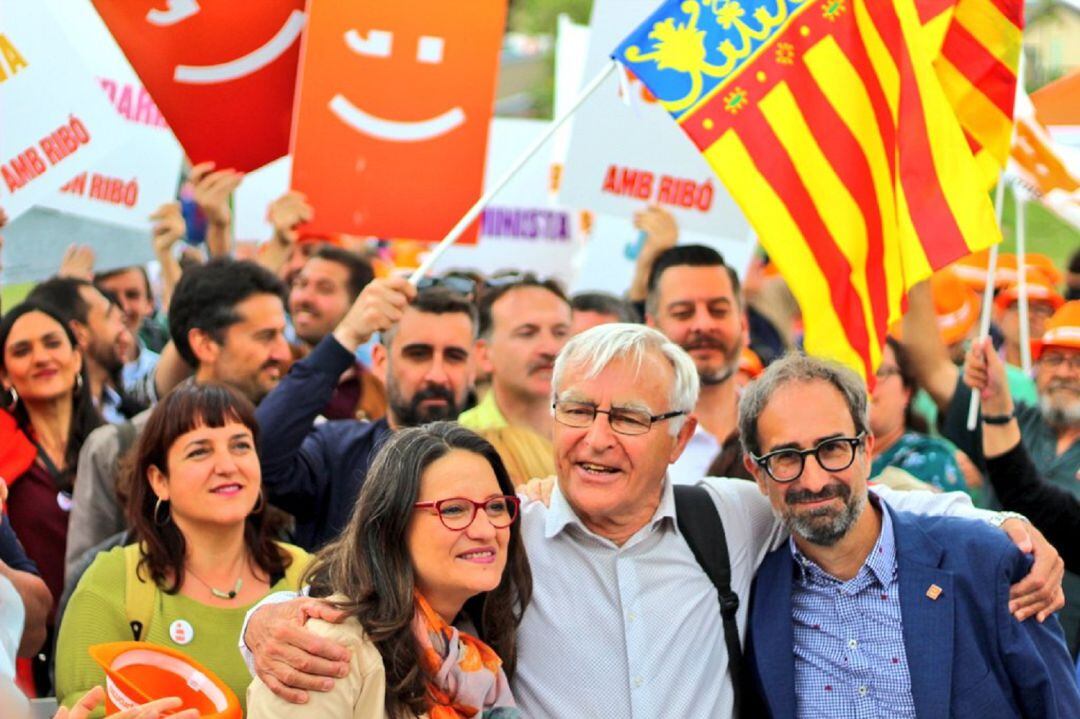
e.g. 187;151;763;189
740;353;1080;718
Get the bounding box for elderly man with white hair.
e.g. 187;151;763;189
240;323;1064;719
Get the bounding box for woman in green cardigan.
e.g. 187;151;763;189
56;383;310;716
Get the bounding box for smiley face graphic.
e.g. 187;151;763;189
93;0;306;171
289;1;508;242
329;29;465;142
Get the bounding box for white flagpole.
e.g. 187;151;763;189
966;179;1008;430
1015;191;1031;372
409;61;620;284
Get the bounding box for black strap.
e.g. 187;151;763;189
28;437;68;494
674;484;744;718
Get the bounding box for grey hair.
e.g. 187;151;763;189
551;323;699;435
738;352;869;456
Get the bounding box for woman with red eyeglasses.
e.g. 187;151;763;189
248;422;532;718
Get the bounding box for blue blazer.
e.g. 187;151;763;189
746;505;1080;718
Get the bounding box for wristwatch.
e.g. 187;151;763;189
981;409;1015;425
988;511;1028;528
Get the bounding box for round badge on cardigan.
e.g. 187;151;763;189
169;619;194;645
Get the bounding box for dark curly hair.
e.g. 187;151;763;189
168;258;288;367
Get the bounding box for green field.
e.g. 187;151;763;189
993;186;1079;271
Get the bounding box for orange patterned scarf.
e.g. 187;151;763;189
413;592;520;719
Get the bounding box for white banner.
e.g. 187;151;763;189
431;118;586;288
558;0;750;239
35;0;184;232
234;156;291;244
0;1;122;219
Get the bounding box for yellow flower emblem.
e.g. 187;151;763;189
775;42;795;65
822;0;847;21
724;87;749;114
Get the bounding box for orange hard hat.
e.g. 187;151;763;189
950;248;997;289
738;347;764;379
90;642;241;718
1032;300;1080;360
925;268;980;346
994;268;1066;313
994;253;1065;286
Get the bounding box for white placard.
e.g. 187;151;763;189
34;0;184;231
234;156;291;243
570;213;756;296
558;0;750;239
431;118;585;288
0;2;122;219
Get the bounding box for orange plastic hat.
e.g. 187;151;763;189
991;253;1063;288
738;347;764;379
89;642;241;718
951;250;1013;292
927;268;980;346
1032;300;1080;360
994;268;1066;312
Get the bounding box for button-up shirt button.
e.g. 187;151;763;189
848;639;858;649
627;612;636;623
632;677;644;688
858;686;868;696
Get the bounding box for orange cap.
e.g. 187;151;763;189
994;268;1066;312
1031;300;1080;360
950;250;1012;292
90;642;241;718
924;268;981;346
738;347;764;379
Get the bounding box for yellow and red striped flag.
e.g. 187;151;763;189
614;0;1001;382
917;0;1024;187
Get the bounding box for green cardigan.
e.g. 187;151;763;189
55;543;310;717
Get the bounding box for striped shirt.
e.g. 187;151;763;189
790;503;917;718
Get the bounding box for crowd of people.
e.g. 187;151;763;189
0;174;1078;718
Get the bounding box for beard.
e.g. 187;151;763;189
1038;382;1080;430
389;382;462;427
682;332;742;386
778;482;867;547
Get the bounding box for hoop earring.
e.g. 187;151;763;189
153;497;171;526
250;490;265;516
75;374;84;393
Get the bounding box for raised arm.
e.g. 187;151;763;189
899;280;959;410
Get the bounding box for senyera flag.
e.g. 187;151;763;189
917;0;1024;188
613;0;1000;383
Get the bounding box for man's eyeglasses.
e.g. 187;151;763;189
750;433;866;483
413;496;520;531
553;400;685;436
1039;352;1080;371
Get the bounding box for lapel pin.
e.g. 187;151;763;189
925;584;943;600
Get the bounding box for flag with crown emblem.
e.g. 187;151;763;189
614;0;1001;382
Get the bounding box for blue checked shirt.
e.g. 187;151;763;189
790;505;917;718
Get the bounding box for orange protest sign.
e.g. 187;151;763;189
91;0;305;172
290;0;507;242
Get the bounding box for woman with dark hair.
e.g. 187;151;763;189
0;301;102;693
55;383;310;715
870;336;968;494
248;421;532;719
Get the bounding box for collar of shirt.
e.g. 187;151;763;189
543;473;679;544
462;390;508;429
789;497;896;591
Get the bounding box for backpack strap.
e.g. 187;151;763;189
673;484;744;718
124;543;155;641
